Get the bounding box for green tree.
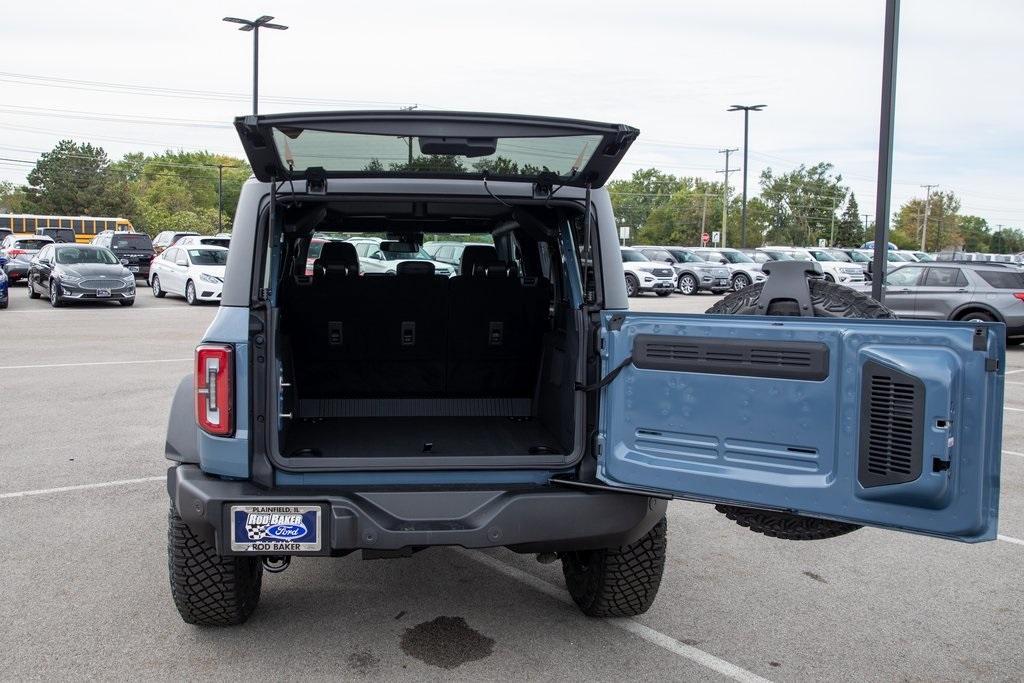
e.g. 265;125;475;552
635;178;724;246
608;168;684;236
989;227;1024;253
834;193;864;246
0;181;29;213
892;191;961;251
129;151;249;235
758;163;847;246
956;215;990;252
24;140;135;217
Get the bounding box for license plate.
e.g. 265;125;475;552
230;504;322;553
96;288;111;297
128;266;139;273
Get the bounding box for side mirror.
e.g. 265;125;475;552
720;258;728;265
176;257;188;267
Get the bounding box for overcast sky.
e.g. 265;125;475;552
0;0;1021;226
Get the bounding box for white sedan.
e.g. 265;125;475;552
148;244;228;305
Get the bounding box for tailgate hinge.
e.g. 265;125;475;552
985;358;1000;372
305;166;327;195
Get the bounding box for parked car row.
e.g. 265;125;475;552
1;231;231;309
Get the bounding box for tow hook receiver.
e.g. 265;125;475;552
262;556;291;573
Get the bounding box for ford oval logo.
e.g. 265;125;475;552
265;523;307;539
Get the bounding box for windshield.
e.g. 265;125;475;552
666;249;705;263
719;250;754;264
188;249;228;266
786;250;813;261
809;250;837;261
762;251;794;261
914;252;935;262
112;234;153;250
826;250;852;262
621;250;650;263
847;251;870;262
273;128;604;179
889;253;909;261
56;247;118;265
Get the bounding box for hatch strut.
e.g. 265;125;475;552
580;181;593;306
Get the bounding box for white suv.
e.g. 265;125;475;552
620;247;676;296
764;247;865;284
691;247;766;291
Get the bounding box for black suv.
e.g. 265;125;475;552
92;231;155;279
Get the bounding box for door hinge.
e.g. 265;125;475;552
257;287;272;302
306;166;327;195
985;358;1000;372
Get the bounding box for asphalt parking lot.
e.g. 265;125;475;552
1;285;1022;681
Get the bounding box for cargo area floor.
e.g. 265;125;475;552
283;417;562;458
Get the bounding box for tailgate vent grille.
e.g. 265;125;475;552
858;362;924;487
632;335;829;380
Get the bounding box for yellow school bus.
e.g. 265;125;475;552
0;214;135;243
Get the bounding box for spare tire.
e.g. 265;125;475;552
705;279;895;540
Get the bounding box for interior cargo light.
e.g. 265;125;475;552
195;343;234;437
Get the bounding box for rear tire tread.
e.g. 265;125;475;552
168;506;262;626
561;517;666;618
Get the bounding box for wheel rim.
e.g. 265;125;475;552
824;274;835;282
680;276;695;294
152;277;160;296
186;283;195;303
733;274;749;291
50;282;57;304
626;277;637;296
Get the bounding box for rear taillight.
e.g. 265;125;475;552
195;344;234;436
8;249;24;257
1014;293;1024;302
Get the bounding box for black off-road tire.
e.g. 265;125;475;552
714;505;861;541
561;517;667;617
706;279;894;541
168;505;263;626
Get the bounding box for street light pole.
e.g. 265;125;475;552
870;0;901;302
223;15;289;115
727;104;765;249
217;164;224;232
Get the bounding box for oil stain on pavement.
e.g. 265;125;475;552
400;616;495;669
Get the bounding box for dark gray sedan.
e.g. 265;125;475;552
860;262;1024;343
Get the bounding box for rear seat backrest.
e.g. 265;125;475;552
447;255;536;396
458;244;498;276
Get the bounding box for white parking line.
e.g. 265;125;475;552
460;549;772;683
998;535;1024;546
1005;450;1024;458
1005;406;1024;413
0;476;164;500
0;358;190;371
1006;369;1024;375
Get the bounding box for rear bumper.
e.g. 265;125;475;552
168;464;666;555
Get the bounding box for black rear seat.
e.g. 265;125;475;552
447;248;535;396
366;260;448;396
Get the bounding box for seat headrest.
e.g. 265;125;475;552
313;241;359;280
459;245;498;275
472;261;518;278
396;260;435;276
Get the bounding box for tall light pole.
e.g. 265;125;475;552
727;104;766;249
223;15;288;115
870;0;900;302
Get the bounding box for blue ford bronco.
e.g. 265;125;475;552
165;111;1004;625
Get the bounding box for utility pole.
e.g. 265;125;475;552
223;15;289;115
716;148;739;248
217;164;224;232
700;193;709;238
919;183;937;250
829;197;837;246
400;104;419;163
862;214;871;237
727;105;766;249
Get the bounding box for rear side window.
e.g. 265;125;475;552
15;239;50;250
977;270;1024;289
923;268;967;288
112;234;154;250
